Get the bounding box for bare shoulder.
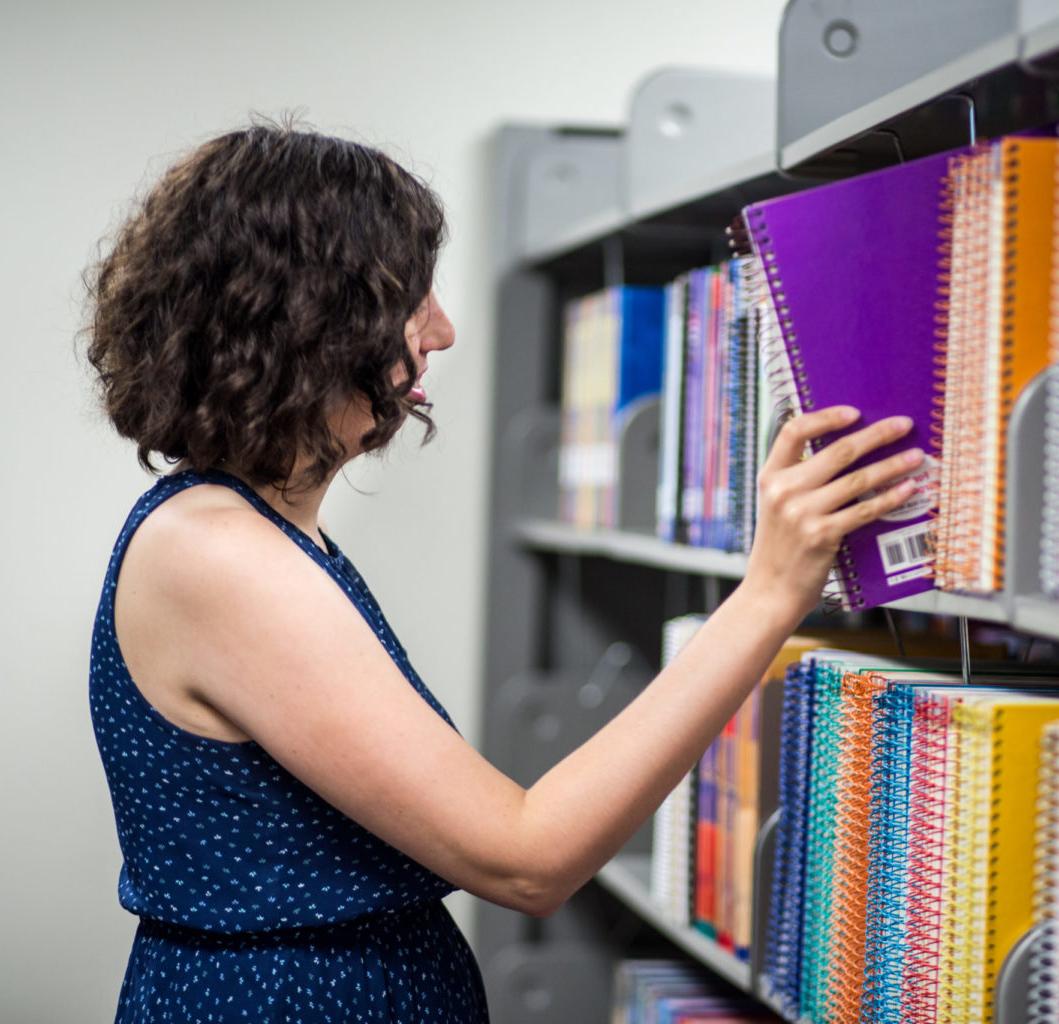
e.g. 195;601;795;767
115;480;306;742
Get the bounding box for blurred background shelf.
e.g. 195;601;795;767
595;852;752;991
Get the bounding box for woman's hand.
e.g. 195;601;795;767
740;404;924;627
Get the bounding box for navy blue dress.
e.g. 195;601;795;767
89;467;490;1023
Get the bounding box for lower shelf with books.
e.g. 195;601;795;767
596;852;752;992
631;625;1059;1024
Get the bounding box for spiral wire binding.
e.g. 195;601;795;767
726;215;860;612
982;705;1009;1021
763;659;816;1019
731;245;772;554
725;258;755;554
861;684;915;1024
931;147;995;592
800;658;846;1020
938;702;992;1023
1029;722;1059;1024
1042;155;1059;600
651;617;704;922
929;153;959;588
825;672;887;1024
742;296;761;553
902;693;954;1024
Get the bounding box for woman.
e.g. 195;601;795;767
80;119;923;1022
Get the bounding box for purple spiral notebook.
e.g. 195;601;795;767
740;146;968;610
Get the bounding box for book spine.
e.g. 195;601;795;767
682;272;707;546
903;693;954;1024
862;685;915;1024
939;703;992;1023
824;672;881;1024
657;278;688;543
763;659;816;1019
730;211;862;610
931;145;999;593
929;153;958;588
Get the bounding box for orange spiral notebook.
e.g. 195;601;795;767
932;137;1057;593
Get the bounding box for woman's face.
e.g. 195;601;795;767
399;289;456;405
331;289;455;459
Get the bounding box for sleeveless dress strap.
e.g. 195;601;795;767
176;466;346;567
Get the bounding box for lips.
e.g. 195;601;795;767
408;366;428;404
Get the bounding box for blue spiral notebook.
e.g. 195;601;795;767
763;658;816;1017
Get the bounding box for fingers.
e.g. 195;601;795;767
788;413;915;491
804;445;926;516
765;405;860;470
825;475;919;538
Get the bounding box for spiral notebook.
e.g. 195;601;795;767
651;614;705;925
933;137;1058;593
737;147;969;610
937;695;1059;1022
762;657;816;1017
903;689;959;1024
825;671;887;1024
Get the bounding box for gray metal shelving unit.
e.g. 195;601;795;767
476;6;1059;1022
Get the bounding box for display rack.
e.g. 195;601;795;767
476;4;1059;1021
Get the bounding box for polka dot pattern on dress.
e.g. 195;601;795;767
89;467;490;1022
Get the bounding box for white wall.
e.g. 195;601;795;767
0;2;785;1020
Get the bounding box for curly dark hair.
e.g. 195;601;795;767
78;115;446;497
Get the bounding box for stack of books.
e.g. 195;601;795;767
610;959;779;1023
558;287;666;529
557;135;1059;616
764;648;1059;1024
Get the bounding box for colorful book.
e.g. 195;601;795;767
738;147;969;609
658;276;689;542
682;271;709;546
559;286;666;529
652;615;705;923
933;138;1058;593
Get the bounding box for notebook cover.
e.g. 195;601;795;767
984;699;1059;1020
990;138;1057;590
742;147;970;609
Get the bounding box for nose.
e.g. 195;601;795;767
424;292;455;352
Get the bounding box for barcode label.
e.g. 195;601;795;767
877;522;934;575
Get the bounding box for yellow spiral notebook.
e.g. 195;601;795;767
937;695;1059;1022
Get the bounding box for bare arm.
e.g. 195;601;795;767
166;405;920;916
